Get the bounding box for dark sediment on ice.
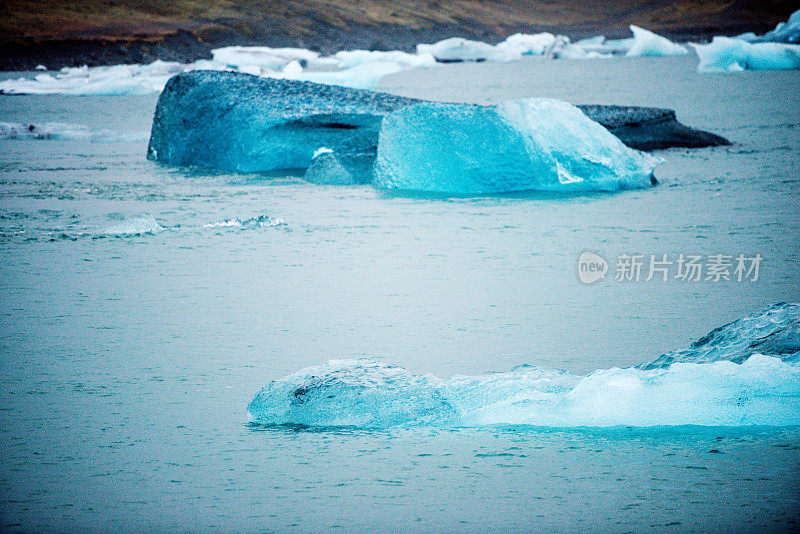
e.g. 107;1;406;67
147;70;729;175
576;105;730;151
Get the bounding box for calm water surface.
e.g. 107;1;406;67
1;57;799;532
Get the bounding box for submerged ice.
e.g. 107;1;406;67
248;304;800;429
374;98;661;194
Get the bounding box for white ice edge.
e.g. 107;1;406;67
7;13;800;96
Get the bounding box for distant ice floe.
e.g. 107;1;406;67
0;26;688;95
414;26;688;62
690;9;800;72
248;303;800;428
0;61;192;95
2;10;797;96
758;9;800;43
625;26;688;57
691;37;800;72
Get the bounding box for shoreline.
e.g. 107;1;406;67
2;0;796;71
0;23;777;72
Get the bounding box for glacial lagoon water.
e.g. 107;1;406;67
1;55;800;532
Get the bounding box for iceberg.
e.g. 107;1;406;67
248;304;800;428
247;355;800;428
758;9;800;43
496;32;559;58
691;37;800;72
373;98;662;194
641;303;800;369
285;60;408;90
745;41;800;70
147;73;728;183
576;105;729;151
211;46;320;71
302;150;375;185
416;37;507;62
247;360;457;428
415;32;608;62
333;49;436;69
0;61;189;95
625;25;688;57
147;71;418;172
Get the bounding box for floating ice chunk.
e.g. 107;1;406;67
248;355;800;428
417;33;601;63
691;37;800;71
241;215;285;227
691;37;750;71
556;43;611;60
211;46;319;71
734;32;759;43
0;47;409;95
759;9;800;43
416;37;506;62
745;41;800;70
603;37;635;54
333;50;436;69
576;105;729;150
147;71;419;172
34;64;47;70
641;303;800;369
148;73;726;175
374;98;661;194
202;215;285;229
247;359;456;428
420;33;580;62
575;35;606;47
303;151;375;185
286;61;407;89
0;60;186;95
625;25;688;57
280;60;304;76
102;215;164;236
495;32;558;57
